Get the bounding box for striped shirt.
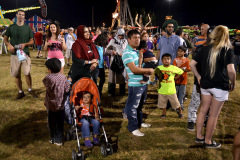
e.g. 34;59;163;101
122;45;145;87
194;36;206;48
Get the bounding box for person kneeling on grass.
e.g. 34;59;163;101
154;53;184;119
75;92;100;147
43;58;71;146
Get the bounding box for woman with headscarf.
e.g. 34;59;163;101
106;28;128;96
70;25;100;84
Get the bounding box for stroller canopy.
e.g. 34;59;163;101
70;77;100;107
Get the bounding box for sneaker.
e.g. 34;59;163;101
195;137;205;144
36;56;40;58
84;140;93;147
45;57;47;59
132;129;145;137
93;137;100;145
54;142;63;146
141;123;151;128
40;54;43;57
204;140;221;148
187;122;195;131
28;90;37;98
16;92;25;99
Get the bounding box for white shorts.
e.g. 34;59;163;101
59;58;65;68
47;58;65;68
65;48;72;59
200;88;229;101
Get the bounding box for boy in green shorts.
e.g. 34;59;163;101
154;53;184;119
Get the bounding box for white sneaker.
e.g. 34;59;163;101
54;142;63;146
132;129;145;136
141;123;151;128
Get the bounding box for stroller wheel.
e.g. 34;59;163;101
77;150;84;160
106;143;113;155
101;144;107;156
72;150;77;160
72;150;84;160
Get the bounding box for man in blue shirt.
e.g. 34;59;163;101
157;19;181;65
122;30;154;137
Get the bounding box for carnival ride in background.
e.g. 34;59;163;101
0;0;47;19
110;0;158;31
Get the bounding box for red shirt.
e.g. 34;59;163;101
173;57;191;85
34;32;43;45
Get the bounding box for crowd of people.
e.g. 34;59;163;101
3;9;239;155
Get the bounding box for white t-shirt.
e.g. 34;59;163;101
66;34;75;49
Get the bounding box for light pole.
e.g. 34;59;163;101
168;0;172;16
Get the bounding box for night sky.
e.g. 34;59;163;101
1;0;240;29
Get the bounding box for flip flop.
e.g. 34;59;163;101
160;115;166;119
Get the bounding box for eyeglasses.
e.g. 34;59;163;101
167;26;174;28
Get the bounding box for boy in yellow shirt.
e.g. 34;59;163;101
154;53;184;119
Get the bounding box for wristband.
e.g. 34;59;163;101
67;80;72;84
89;61;90;64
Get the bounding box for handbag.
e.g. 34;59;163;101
110;54;124;74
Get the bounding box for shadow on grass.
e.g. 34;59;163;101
0;110;48;148
0;89;15;98
103;110;123;119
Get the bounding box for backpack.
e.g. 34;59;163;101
110;54;124;74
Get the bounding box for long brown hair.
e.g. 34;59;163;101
47;22;60;41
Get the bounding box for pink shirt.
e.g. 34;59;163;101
47;39;64;59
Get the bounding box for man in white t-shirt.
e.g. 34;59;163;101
65;27;76;66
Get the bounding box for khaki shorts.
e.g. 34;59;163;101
65;48;72;59
158;93;180;109
10;55;31;78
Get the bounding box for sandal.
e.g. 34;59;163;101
84;140;93;147
160;115;166;119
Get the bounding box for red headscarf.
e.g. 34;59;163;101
72;25;99;60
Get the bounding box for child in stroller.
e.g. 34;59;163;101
74;91;100;147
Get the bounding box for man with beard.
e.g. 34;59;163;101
157;19;181;65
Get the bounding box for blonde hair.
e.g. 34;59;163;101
208;25;232;78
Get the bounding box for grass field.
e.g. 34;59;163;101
0;50;240;160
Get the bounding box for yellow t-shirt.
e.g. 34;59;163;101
154;65;183;95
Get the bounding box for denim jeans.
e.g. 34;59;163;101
176;84;186;108
48;109;65;143
125;85;148;132
187;84;200;123
79;117;100;138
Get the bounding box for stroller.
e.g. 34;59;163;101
66;77;113;160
